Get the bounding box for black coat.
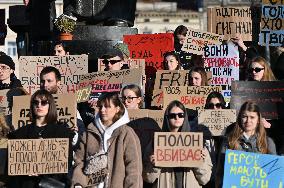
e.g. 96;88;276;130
7;123;74;188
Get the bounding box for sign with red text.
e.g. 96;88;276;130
260;0;284;46
204;42;239;103
78;68;144;99
231;81;284;119
198;109;236;136
154;132;203;167
8;138;69;175
163;86;222;111
181;28;223;55
123;33;174;70
12;93;77;130
19;55;88;94
97;58;145;72
223;150;284;188
207;7;252;41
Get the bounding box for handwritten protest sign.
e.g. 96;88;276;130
0;88;27;116
204;42;239;103
97;58;145;72
79;68;144;99
181;28;223;55
231;81;284;119
198;109;236;136
19;55;88;94
163;86;222;111
152;70;189;107
207;7;252;41
8;138;69;175
86;169;108;187
128;109;164;129
76;86;92;103
260;0;284;46
154;132;203;167
123;33;174;70
223;149;284;188
12;93;77;130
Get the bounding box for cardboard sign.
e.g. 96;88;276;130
78;68;144;99
152;70;189;107
181;28;223;55
231;81;284;119
76;86;92;103
12;93;77;130
0;88;27;116
97;58;146;72
207;7;252;41
123;33;174;70
19;55;88;94
198;109;236;136
128;109;164;129
223;149;284;188
204;42;239;103
86;169;108;187
163;86;222;111
8;138;69;175
154;132;203;167
260;1;284;46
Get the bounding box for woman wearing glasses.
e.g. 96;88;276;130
246;56;276;81
216;102;276;188
143;100;212;188
121;84;143;109
72;92;143;188
8;89;73;188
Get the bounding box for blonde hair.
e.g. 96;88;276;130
247;56;276;81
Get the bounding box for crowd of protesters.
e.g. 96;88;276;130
0;3;283;187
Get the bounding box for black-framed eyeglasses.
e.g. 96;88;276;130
207;103;223;109
167;113;185;119
0;65;10;71
102;59;121;65
32;100;49;106
120;96;139;103
248;67;264;73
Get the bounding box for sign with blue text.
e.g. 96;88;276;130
223;149;284;188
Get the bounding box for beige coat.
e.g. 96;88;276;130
72;122;143;188
143;146;212;188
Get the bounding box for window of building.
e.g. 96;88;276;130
7;41;17;57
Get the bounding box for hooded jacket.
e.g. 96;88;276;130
143;106;212;188
72;110;143;188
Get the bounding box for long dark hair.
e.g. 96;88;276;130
30;90;57;124
97;92;125;123
205;92;225;109
163;51;181;70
